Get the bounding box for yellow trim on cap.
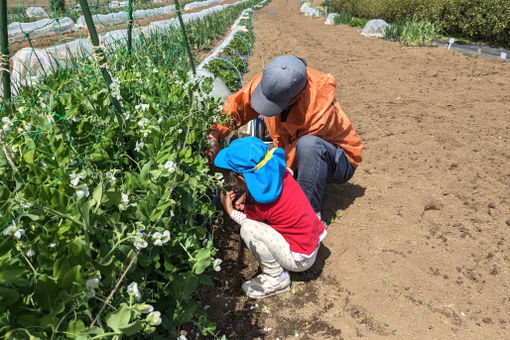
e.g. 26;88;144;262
253;148;276;171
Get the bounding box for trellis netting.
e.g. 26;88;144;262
8;0;251;95
184;0;223;10
0;0;271;337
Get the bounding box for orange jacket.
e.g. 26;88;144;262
212;67;363;171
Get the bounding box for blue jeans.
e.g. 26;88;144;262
295;135;355;213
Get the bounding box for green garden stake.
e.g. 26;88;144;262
127;0;134;54
77;0;124;126
0;0;11;101
173;0;196;75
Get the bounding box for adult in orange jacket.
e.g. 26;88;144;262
208;55;363;219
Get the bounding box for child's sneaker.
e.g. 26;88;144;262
242;271;291;299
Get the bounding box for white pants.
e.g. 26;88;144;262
240;219;318;277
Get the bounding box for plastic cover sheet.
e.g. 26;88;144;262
361;19;390;38
325;13;339;25
8;17;77;41
10;39;93;92
25;7;49;18
184;0;224;11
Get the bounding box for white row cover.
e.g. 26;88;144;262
361;19;390;38
325;13;339;25
76;4;176;28
7;0;251;96
8;17;77;42
184;0;223;11
300;3;322;17
109;1;129;9
26;7;49;18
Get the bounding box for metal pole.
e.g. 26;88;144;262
0;0;11;101
127;0;133;54
172;0;196;75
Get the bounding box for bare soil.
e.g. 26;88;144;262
194;0;510;339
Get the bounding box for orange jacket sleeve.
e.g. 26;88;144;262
211;73;262;139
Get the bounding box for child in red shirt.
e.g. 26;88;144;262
215;136;326;299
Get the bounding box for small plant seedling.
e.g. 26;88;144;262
388;182;394;188
392;328;397;335
427;301;432;307
261;305;270;314
370;314;374;319
383;279;389;286
385;322;389;326
344;277;349;284
336;211;343;219
429;324;434;329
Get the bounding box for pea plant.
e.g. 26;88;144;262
0;51;227;338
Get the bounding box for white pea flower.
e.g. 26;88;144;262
202;238;208;245
127;282;142;301
157;117;163;124
121;193;129;210
143;130;151;138
85;289;96;298
41;161;47;168
26;249;36;257
110;80;122;101
164;161;177;173
20;202;32;209
152;230;170;246
128;232;148;250
138;304;154;314
213;258;223;272
3;223;25;240
69;172;82;187
135;140;145;152
177;335;188;340
137;118;149;127
152;68;158;73
135;103;149;111
177;128;183;134
106;171;117;183
146;311;162;326
47;114;55;124
76;185;89;199
2;117;13;132
49;243;57;248
86;278;100;289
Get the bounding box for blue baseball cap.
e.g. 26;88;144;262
214;137;286;204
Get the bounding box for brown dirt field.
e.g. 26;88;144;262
195;0;510;339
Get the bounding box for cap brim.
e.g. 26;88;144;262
213;148;234;171
250;83;289;117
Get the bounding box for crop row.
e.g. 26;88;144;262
0;0;268;338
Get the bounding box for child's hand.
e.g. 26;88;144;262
220;190;234;215
233;192;246;211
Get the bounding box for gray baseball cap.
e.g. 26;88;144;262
250;56;307;117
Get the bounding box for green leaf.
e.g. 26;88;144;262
0;264;28;286
92;184;103;211
106;303;132;332
0;286;20;308
67;319;86;339
192;249;211;275
33;275;59;311
197;273;213;287
60;265;82;295
118;320;144;336
23;149;35;164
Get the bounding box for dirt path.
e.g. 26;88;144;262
199;0;510;339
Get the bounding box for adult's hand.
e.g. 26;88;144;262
206;130;219;166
